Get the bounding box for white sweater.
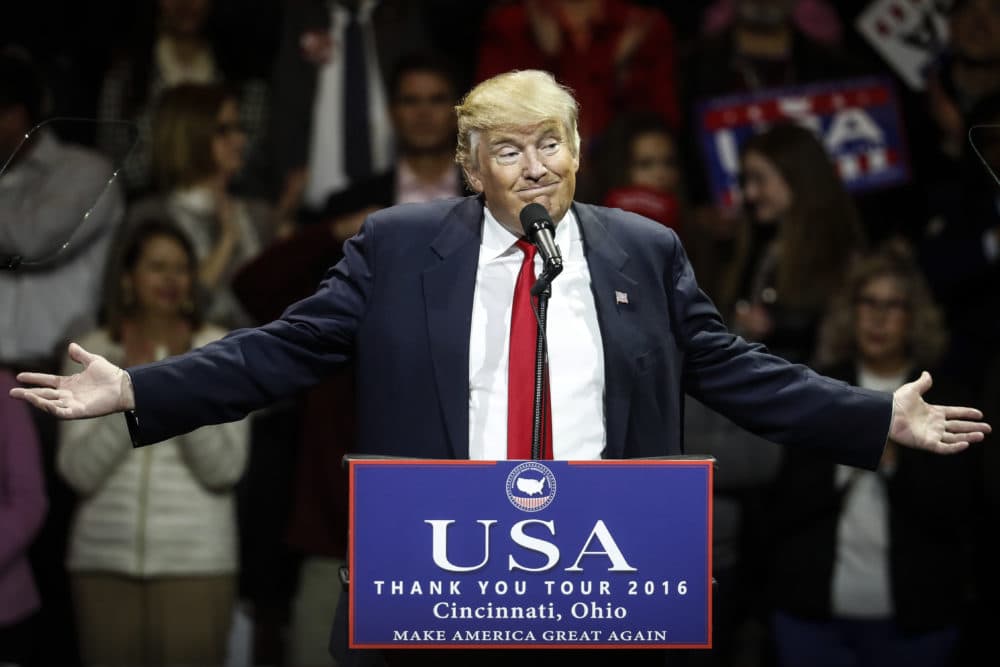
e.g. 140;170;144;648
58;326;249;577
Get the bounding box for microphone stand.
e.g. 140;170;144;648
529;262;561;460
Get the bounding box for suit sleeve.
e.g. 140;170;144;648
128;217;376;446
668;234;891;470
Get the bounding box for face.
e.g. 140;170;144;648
127;235;194;317
854;275;911;366
735;0;794;30
740;150;793;224
628;131;680;193
467;122;579;232
159;0;211;38
391;70;456;154
211;99;246;178
950;0;1000;62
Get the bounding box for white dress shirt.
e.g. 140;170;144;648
303;0;394;208
831;365;908;618
468;206;606;461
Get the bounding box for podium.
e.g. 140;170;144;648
343;456;715;651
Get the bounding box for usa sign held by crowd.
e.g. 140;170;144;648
696;76;911;208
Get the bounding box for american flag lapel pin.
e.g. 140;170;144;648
615;290;629;305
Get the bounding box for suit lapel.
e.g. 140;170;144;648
575;203;642;460
422;196;484;459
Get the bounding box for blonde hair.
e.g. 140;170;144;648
151;83;233;190
454;70;580;173
815;239;948;370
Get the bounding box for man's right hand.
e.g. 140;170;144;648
9;343;135;419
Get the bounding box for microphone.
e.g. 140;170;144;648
519;203;563;273
519;203;564;297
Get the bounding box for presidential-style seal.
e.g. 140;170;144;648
506;461;557;512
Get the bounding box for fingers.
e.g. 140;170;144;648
24;387;62;401
68;342;95;366
14;372;60;388
942;406;985;421
946;419;992;434
941;431;985;445
912;371;933;394
11;388;62;416
934;441;970;454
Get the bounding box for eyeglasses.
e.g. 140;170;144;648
215;121;247;136
855;295;910;315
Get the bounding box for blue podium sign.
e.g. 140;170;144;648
348;459;713;649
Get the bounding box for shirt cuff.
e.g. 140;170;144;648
123;409;141;448
122;369;142;447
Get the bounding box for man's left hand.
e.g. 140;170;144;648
889;371;991;453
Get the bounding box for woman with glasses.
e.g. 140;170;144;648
128;83;277;329
96;0;269;198
765;240;976;667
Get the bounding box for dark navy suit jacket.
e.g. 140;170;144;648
129;195;890;469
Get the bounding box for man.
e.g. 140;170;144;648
0;49;125;373
10;70;990;666
315;50;474;232
267;0;429;218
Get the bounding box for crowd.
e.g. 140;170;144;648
1;1;998;666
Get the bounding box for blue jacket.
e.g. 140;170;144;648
128;195;890;469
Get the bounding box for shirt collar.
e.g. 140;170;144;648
480;204;578;262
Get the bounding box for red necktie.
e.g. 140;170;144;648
507;240;553;460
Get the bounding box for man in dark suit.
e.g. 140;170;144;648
317;50;475;229
266;0;430;217
10;68;991;666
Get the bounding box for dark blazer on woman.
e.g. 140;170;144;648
767;363;977;632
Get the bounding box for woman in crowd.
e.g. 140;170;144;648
593;110;685;233
129;82;276;330
766;241;976;667
57;220;249;667
96;0;268;198
0;371;46;667
718;122;867;364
